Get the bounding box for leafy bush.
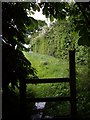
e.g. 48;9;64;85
31;20;88;65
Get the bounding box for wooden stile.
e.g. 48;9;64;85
19;50;77;119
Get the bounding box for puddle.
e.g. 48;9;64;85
31;102;46;120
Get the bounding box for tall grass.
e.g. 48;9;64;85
24;52;69;78
23;51;90;119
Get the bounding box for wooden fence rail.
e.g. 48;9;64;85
26;96;71;102
26;78;70;84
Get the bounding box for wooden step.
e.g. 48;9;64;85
26;96;71;102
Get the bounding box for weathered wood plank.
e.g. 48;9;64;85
26;96;71;102
69;50;77;118
26;78;70;84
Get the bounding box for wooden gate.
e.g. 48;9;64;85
20;50;77;120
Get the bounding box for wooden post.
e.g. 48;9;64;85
69;50;77;119
20;78;26;120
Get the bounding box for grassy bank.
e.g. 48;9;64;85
24;52;69;78
23;51;90;119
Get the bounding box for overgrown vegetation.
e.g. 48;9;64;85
2;2;90;120
24;51;90;119
31;19;88;65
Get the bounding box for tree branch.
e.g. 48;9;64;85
76;2;89;26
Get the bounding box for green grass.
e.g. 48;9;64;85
23;52;71;116
23;51;90;119
23;52;69;78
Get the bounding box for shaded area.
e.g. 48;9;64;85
2;2;90;120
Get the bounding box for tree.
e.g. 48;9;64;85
2;2;41;119
2;2;40;91
38;2;90;77
35;2;90;46
3;1;90;97
69;2;90;78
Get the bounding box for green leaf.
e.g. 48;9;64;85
50;15;54;22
